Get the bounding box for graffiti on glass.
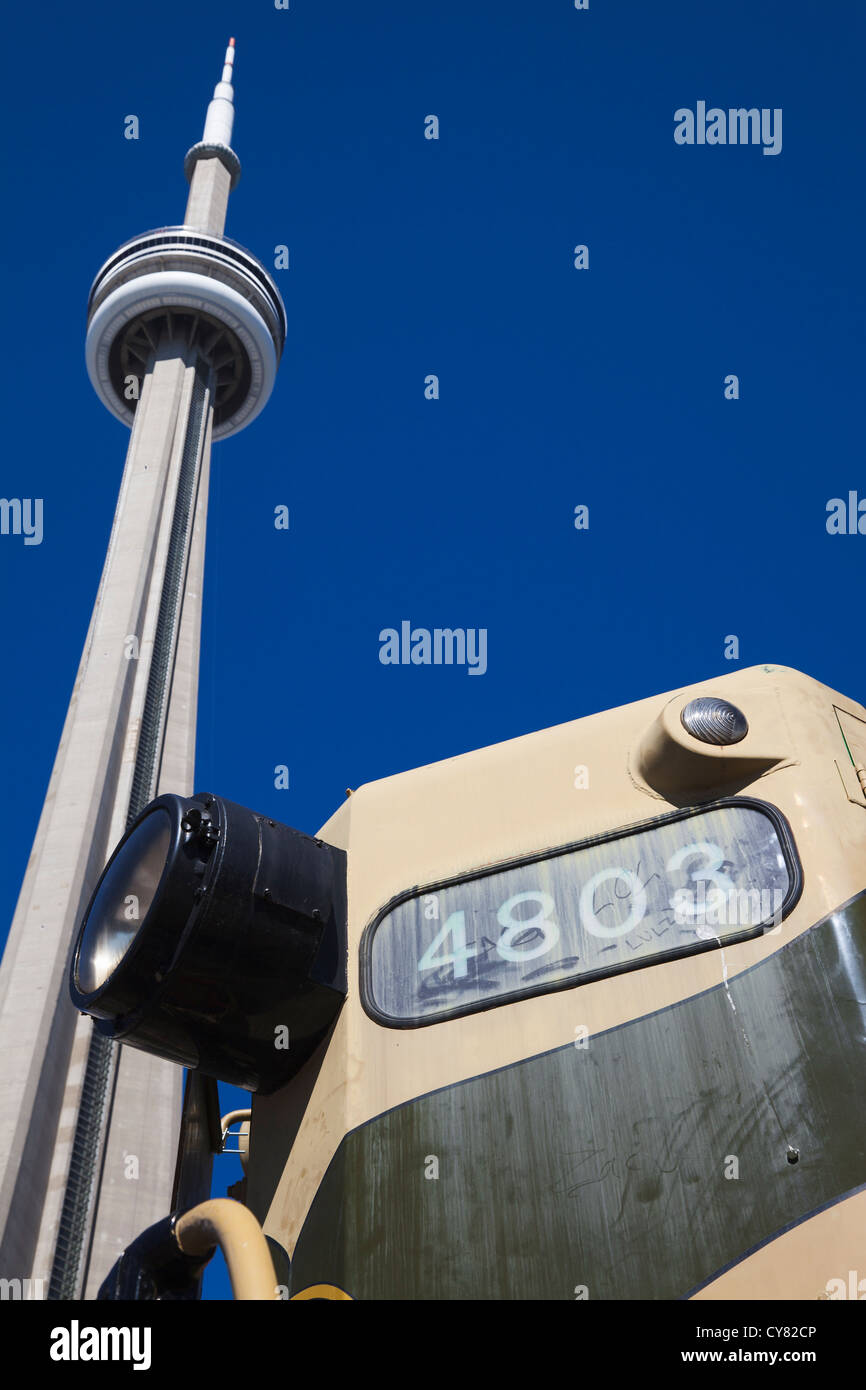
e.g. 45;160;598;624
367;804;793;1023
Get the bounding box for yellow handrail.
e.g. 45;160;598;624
174;1198;278;1300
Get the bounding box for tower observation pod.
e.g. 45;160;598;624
0;41;285;1301
86;39;285;439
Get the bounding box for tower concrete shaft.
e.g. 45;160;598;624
0;39;285;1299
0;347;212;1298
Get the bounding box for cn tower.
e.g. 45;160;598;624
0;40;285;1298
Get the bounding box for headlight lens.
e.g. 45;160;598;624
76;808;173;994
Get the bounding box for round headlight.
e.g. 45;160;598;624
75;808;173;995
680;697;749;746
70;793;347;1093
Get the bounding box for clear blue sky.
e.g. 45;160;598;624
1;0;864;1299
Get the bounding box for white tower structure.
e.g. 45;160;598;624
0;40;285;1299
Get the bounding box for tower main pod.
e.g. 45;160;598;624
0;41;285;1297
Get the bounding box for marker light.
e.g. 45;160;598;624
70;793;347;1093
680;697;749;746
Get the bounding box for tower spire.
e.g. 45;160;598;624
183;38;241;235
202;37;237;148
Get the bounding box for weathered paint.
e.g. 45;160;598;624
288;893;866;1299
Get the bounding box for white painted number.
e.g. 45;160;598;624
579;868;647;939
665;842;734;915
416;910;478;978
415;840;741;982
496;891;560;961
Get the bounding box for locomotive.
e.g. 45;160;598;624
71;663;866;1300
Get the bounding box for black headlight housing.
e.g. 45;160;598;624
70;792;347;1093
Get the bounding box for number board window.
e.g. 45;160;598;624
361;799;801;1027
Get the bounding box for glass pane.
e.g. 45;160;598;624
368;802;794;1024
77;809;173;994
